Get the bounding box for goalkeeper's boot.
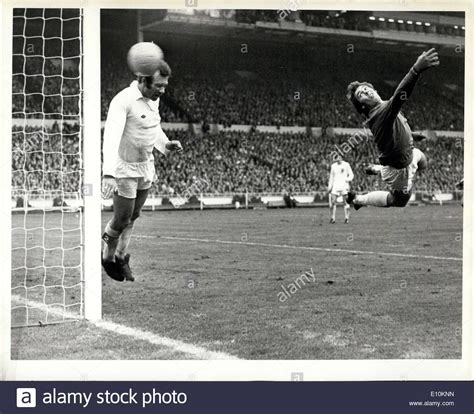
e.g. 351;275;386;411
115;254;134;282
102;257;125;282
347;191;362;211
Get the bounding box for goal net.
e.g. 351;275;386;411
11;8;84;327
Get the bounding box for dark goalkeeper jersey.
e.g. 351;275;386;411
365;68;420;169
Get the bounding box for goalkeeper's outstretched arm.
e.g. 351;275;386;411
389;48;440;117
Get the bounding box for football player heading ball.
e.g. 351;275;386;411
101;43;183;282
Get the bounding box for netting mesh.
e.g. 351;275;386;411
11;8;84;327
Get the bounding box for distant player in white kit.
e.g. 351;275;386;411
327;157;354;223
101;60;183;282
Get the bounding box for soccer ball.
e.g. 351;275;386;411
127;42;164;76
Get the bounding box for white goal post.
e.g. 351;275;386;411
9;7;102;327
82;6;102;321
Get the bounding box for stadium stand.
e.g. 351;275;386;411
12;11;464;198
100;35;464;130
12;125;462;195
152;130;463;195
235;10;465;37
11;123;82;193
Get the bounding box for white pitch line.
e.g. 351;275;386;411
142;235;462;262
11;295;239;360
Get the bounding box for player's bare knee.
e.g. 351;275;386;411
111;213;132;231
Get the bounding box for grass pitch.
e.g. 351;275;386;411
11;205;462;359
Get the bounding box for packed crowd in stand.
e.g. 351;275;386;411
11;123;82;194
12;63;81;118
13;26;463;130
11;125;462;196
153;130;463;195
13;9;464;125
12;10;81;119
100;38;464;131
12;23;464;197
100;73;463;131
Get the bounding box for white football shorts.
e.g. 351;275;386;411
114;158;155;199
381;148;422;193
330;189;348;197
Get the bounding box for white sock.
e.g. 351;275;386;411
355;191;389;207
344;205;350;219
116;221;135;259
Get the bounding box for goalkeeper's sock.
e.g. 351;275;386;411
116;220;135;260
102;222;121;262
355;191;390;207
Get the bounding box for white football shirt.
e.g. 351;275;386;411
102;80;170;180
328;161;354;193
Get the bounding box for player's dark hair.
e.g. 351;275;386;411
139;60;172;88
346;81;375;118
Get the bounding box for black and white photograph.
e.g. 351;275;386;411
5;5;469;370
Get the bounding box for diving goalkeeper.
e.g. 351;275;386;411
345;48;438;209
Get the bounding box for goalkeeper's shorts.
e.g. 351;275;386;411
381;148;423;193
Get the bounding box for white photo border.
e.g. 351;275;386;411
0;0;472;381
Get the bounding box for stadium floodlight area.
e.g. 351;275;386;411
11;8;101;328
